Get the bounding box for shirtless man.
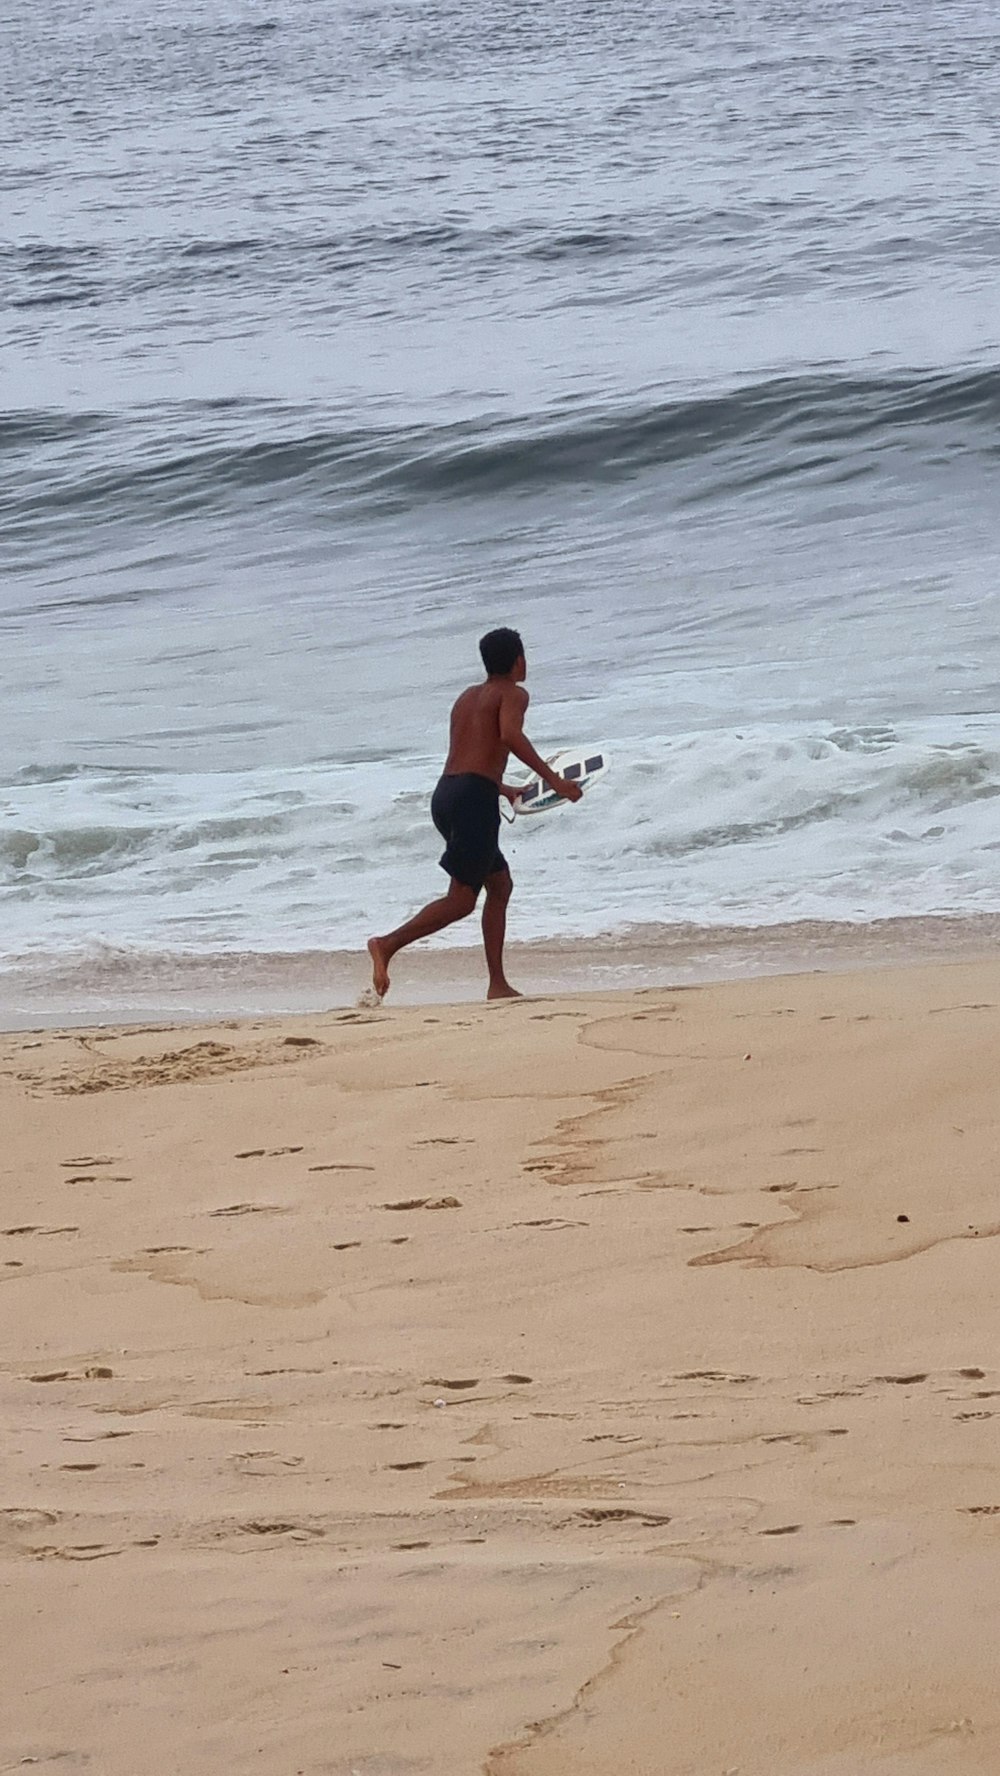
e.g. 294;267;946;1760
367;627;582;1001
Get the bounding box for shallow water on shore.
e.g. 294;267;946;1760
4;912;999;1029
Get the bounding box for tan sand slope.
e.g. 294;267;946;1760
2;960;1000;1774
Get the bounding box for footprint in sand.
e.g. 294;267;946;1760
309;1162;375;1173
3;1225;78;1237
64;1174;132;1184
511;1218;587;1231
384;1196;461;1211
235;1146;304;1159
249;1365;324;1378
675;1370;757;1385
50;1544;124;1561
28;1367;113;1383
762;1428;848;1445
0;1509;123;1562
231;1451;305;1476
237;1520;324;1541
208;1202;290;1218
585;1434;643;1445
0;1507;58;1538
65;1431;131;1443
577;1507;672;1526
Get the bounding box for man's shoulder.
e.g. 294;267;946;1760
500;679;528;705
464;678;526;706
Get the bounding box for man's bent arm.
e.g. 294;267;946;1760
500;688;573;794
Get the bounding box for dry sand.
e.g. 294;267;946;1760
3;958;1000;1774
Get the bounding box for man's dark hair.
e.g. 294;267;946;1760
479;627;524;677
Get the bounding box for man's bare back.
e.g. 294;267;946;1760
443;678;525;783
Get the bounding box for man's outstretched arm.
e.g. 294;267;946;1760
499;686;583;801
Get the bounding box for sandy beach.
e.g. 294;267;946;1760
4;957;1000;1774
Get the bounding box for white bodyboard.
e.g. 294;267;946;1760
500;747;610;821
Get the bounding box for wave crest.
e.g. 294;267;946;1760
6;364;1000;534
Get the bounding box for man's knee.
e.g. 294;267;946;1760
486;869;513;905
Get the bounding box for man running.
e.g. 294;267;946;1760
367;627;582;1001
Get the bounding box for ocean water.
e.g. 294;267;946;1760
3;0;1000;1009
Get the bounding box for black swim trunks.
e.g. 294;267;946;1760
431;773;508;892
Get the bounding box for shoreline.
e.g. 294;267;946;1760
3;909;1000;1029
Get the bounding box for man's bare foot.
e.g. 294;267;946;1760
487;981;522;1000
367;937;391;999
